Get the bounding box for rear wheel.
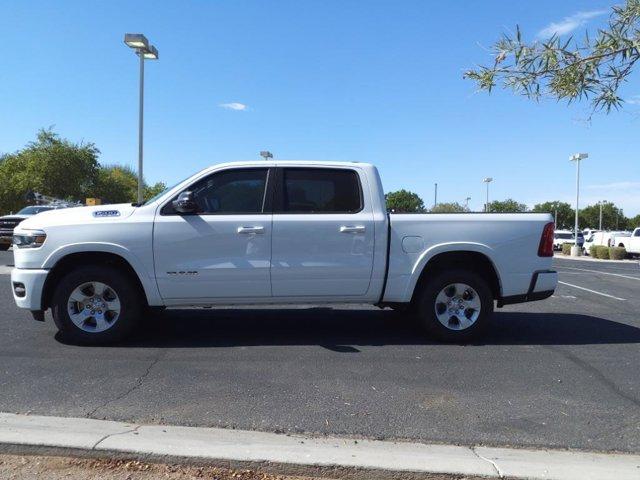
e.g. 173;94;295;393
51;265;141;344
415;269;493;343
0;244;9;251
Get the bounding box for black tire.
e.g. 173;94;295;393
415;269;493;343
0;244;9;251
51;265;142;345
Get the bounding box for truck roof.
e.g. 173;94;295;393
201;160;374;170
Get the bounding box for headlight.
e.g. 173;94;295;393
13;230;47;249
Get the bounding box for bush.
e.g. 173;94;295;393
561;243;572;255
595;245;610;259
609;246;627;260
588;244;599;257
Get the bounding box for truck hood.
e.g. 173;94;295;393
16;204;137;230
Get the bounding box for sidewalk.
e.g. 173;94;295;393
1;413;639;480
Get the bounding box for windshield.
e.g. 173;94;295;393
16;206;55;215
556;233;573;239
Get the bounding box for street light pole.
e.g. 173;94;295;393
599;200;604;230
569;153;588;256
137;51;145;205
434;183;438;208
465;197;471;210
482;178;493;212
124;34;159;205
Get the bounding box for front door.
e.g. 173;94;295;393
270;167;374;297
153;168;272;300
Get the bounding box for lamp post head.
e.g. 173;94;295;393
124;33;149;50
483;177;493;183
124;33;159;60
570;153;588;162
260;151;273;160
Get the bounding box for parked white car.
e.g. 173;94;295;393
613;228;640;256
553;230;583;250
10;161;557;344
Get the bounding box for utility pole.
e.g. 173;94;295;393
554;209;558;226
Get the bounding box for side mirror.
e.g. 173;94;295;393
172;191;198;214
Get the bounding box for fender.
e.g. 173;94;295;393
43;242;163;306
403;241;502;302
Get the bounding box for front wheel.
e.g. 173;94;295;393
416;269;493;343
52;265;142;344
0;244;9;251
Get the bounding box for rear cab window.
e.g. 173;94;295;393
276;168;363;213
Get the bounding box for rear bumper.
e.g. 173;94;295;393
497;270;557;307
10;268;49;311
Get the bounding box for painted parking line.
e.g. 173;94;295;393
558;281;626;301
557;265;640;281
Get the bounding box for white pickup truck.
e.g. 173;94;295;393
10;161;557;344
614;228;640;256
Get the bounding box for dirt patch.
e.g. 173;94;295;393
0;453;483;480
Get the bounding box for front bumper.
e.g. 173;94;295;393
10;268;49;310
498;270;558;307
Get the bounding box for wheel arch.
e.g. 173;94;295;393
41;248;161;310
409;247;502;305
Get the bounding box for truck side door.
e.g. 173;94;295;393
153;167;273;300
270;167;374;297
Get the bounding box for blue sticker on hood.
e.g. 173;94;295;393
93;210;120;218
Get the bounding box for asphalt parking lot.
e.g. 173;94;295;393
1;250;639;454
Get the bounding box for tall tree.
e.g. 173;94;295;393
430;202;469;213
385;189;425;213
629;214;640;229
532;201;574;229
579;201;627;230
93;165;167;204
0;129;99;213
488;199;528;213
465;0;640;115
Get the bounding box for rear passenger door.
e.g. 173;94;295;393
270;167;375;297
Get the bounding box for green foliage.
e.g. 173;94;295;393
589;244;599;257
562;243;572;255
580;201;627;230
385;189;425;213
0;128;99;213
0;129;167;213
464;0;640;115
487;199;528;213
94;165;138;204
532;201;573;229
144;181;167;200
609;246;627;260
595;245;611;259
628;214;640;229
430;202;469;213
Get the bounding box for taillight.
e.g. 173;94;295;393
538;222;555;257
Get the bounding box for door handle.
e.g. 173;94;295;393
340;225;366;234
237;226;265;234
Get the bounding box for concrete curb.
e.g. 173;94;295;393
0;266;12;275
1;413;639;480
554;253;638;264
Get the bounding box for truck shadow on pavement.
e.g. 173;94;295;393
78;308;640;349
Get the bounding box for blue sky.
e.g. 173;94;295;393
1;0;639;215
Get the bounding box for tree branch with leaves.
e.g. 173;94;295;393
464;0;640;114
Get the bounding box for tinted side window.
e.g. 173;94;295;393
166;169;268;214
279;168;362;213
